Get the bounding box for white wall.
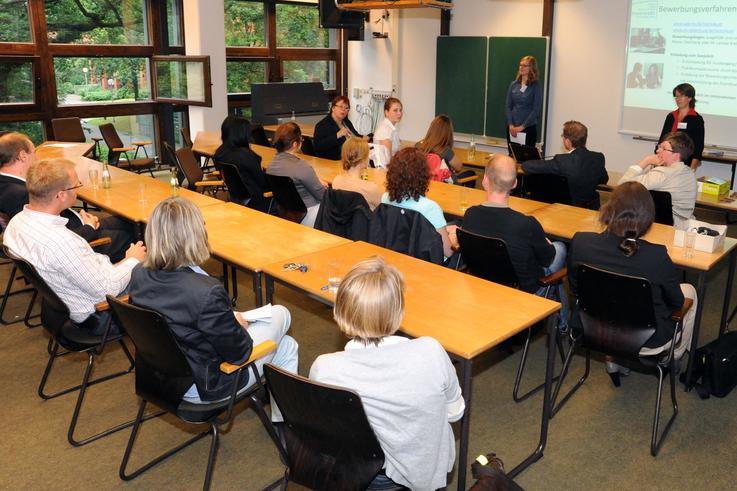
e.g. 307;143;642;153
347;0;731;180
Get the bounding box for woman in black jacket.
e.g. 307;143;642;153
214;115;270;211
657;83;704;169
313;95;362;160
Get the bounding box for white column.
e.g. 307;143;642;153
183;0;227;138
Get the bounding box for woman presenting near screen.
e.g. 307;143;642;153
657;83;704;169
505;55;543;147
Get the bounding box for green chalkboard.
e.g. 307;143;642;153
485;37;549;142
435;36;487;135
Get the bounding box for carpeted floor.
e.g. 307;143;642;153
1;204;737;490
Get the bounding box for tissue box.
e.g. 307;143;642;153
673;219;726;253
698;176;729;196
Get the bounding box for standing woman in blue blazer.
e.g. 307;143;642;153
505;55;543;147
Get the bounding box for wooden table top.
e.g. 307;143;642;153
530;203;737;271
192;130;222;158
263;241;560;359
199;202;350;272
37;141;95;160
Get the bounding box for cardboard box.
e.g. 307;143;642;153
698;176;729;196
673;219;726;253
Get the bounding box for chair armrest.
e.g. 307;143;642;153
112;146;135;152
263;191;273;198
95;294;129;312
132;140;152;146
671;297;694;322
220;340;277;374
457;175;478;185
208;170;220;177
91;137;102;142
538;267;567;286
195;180;224;187
88;237;112;248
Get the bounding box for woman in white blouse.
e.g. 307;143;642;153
371;97;403;168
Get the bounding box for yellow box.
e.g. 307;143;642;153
698;177;729;196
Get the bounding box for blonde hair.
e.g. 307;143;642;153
418;115;454;155
484;154;517;193
333;256;405;346
26;158;75;204
144;197;210;271
340;137;369;171
516;55;539;84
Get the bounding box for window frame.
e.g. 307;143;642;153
152;55;212;107
0;55;41;109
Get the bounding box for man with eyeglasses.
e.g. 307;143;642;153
0;132;135;262
618;131;697;228
3;158;146;335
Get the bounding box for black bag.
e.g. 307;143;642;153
689;331;737;399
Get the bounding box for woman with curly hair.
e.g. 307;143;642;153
381;147;456;257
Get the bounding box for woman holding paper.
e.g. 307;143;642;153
657;83;704;169
505;55;543;147
128;197;298;406
313;95;363;161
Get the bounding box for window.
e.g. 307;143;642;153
0;60;35;104
0;3;32;43
83;114;156;163
45;0;149;45
276;3;335;48
225;1;266;47
167;0;183;47
154;57;211;106
227;60;268;94
54;58;151;105
283;60;335;89
0;121;44;145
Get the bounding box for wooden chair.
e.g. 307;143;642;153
523;173;572;205
98;123;156;176
264;174;308;223
107;296;280;491
165;143;224;197
182;126;213;169
649;190;674;226
456;228;567;402
550;264;692;456
51;117;102;159
264;364;391;491
4;245;139;447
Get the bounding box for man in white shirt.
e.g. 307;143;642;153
618;131;697;228
3;158;146;335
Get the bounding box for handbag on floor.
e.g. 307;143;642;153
469;452;524;491
688;331;737;399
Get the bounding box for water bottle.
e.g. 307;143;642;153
170;167;179;197
102;163;111;189
468;136;476;161
291;110;296;122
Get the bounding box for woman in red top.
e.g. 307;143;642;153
657;83;704;169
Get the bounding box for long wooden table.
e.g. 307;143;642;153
262;241;561;490
531;202;737;389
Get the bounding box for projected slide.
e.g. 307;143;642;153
621;0;737;146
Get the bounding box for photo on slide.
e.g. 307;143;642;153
629;27;666;54
643;62;662;89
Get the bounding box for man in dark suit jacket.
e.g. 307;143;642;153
522;121;608;209
0;132;135;262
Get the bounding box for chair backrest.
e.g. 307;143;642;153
264;173;308;223
300;137;316;157
649;190;674;226
180;127;194;148
314;188;371;241
576;264;658;359
3;245;71;339
264;364;385;491
368;204;444;264
107;295;194;413
51;117;86;143
175;146;206;187
250;124;271;147
215;161;253;205
98;123;124;165
523;173;572;205
456;229;520;288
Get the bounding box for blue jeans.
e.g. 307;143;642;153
536;241;569;328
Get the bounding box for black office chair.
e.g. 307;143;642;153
550;264;692;456
314;188;372;241
107;296;280;490
51;117;103;160
368;205;445;265
250;124;271;147
456;228;567;402
300;136;316;157
99;123;156;176
264;364;393;491
264;173;308;223
523;173;572;205
649;190;674;226
4;245;138;446
0;213;37;326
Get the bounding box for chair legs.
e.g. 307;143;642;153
650;363;678;456
0;264;36;325
512;327;563;402
549;341;590;418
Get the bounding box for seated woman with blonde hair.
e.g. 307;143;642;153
128;197;298;416
310;257;464;490
331;137;382;210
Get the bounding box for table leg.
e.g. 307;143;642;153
265;275;275;305
719;248;737;336
456;358;473;491
222;263;229;294
684;271;708;391
508;314;556;478
253;272;263;306
230;266;239;305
